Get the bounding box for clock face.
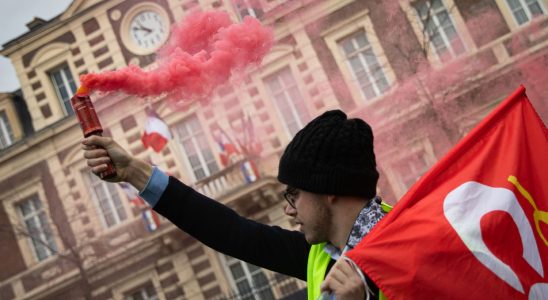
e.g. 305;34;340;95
129;10;168;51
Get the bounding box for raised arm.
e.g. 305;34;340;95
82;135;310;280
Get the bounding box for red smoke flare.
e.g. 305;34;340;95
80;11;273;102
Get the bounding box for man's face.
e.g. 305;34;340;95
284;188;332;244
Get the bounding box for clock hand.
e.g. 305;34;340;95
136;20;153;34
132;26;153;37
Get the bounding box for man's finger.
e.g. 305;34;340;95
83;135;111;148
328;267;349;286
81;144;96;150
320;276;342;292
91;164;109;174
83;148;109;159
87;157;112;168
335;259;355;277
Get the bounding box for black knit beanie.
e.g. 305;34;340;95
277;110;379;199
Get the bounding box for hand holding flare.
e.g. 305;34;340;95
71;86;117;179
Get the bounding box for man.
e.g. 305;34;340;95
83;110;386;299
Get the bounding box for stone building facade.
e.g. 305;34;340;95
0;0;546;299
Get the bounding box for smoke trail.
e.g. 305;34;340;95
80;11;274;102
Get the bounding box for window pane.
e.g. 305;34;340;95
20;200;32;216
416;0;465;61
355;32;369;48
176;125;189;138
52;72;64;87
507;0;521;9
174;116;218;180
267;77;282;92
362;49;375;65
104;211;116;227
230;263;245;279
416;2;429;19
431;34;445;50
237;280;252;293
50;64;76;115
34;240;49;261
182;139;196;155
431;0;443;10
376;75;390;93
207;161;219;174
437;11;451;28
188;155;200;168
89;173;126;228
0;111;14;149
18;196;57;261
515;10;529;24
58;86;69;102
265;67;308;136
529;3;543;16
340;31;390;100
195;168;206;180
25;218;39;234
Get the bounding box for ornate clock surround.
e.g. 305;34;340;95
120;2;170;56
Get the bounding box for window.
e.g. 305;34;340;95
0;110;14;149
505;0;545;25
414;0;466;62
87;173;127;228
17;195;57;261
225;256;275;300
265;67;309;137
234;0;264;20
338;30;390;100
392;151;431;191
173;115;219;181
49;64;77;115
125;282;158;300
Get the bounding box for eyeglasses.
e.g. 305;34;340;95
283;186;299;209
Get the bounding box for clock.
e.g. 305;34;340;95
120;3;170;55
129;11;167;50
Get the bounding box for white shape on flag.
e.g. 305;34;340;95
529;283;548;300
443;181;543;294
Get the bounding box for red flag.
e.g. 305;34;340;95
346;86;548;299
141;107;172;153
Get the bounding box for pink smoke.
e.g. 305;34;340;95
80;11;274;102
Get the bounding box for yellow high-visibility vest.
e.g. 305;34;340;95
306;201;393;300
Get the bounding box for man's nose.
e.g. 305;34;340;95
284;204;296;216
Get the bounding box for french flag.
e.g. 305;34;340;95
141;107;172;153
119;182;146;209
241;160;260;183
142;208;160;232
215;130;240;167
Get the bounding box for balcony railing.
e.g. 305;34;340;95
193;158;262;201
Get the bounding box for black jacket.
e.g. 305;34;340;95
154;177;311;279
153;176;378;298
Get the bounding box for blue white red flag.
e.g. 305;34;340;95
141;107;172;153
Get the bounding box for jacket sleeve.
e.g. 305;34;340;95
153;176;310;281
